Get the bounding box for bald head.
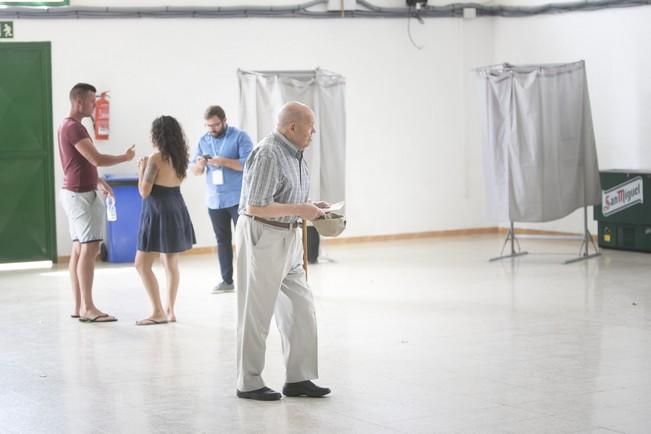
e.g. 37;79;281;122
276;102;316;150
277;102;313;130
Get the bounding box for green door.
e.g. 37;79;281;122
0;42;56;263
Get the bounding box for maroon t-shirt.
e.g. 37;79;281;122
58;117;98;192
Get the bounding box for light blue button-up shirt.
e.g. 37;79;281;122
192;126;253;209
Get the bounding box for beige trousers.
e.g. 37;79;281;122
235;216;318;392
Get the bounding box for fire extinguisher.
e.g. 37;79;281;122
94;91;110;141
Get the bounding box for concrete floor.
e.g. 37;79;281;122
1;234;651;433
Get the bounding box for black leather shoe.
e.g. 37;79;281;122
282;380;331;397
236;387;281;401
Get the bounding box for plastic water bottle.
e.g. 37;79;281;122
106;196;117;221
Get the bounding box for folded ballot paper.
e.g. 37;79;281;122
322;201;344;213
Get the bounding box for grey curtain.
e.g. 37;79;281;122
477;60;601;222
237;68;346;205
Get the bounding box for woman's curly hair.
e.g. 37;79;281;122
151;115;189;180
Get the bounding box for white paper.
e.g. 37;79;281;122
211;169;224;185
322;201;344;213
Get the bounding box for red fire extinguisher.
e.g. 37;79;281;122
94;91;110;141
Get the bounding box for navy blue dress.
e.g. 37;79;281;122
137;184;196;253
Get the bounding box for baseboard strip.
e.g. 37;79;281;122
55;226;594;263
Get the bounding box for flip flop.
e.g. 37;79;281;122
70;315;80;319
79;314;118;323
136;318;168;326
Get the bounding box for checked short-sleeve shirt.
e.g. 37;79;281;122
239;132;309;224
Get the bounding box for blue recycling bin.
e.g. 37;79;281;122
103;175;142;263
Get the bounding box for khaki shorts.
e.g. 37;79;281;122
60;189;105;243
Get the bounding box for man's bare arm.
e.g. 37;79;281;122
247;202;324;221
97;178;113;197
75;139;135;167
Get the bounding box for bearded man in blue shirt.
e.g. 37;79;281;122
191;106;253;293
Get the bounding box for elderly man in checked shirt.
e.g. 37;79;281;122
235;102;332;401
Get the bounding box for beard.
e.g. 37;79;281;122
211;124;227;137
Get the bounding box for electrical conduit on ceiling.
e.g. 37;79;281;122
0;0;650;19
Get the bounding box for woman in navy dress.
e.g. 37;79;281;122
135;115;196;325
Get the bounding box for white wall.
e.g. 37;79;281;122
12;13;493;256
9;2;651;255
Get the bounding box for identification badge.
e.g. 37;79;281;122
212;168;224;185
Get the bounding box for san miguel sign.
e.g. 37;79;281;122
602;177;644;217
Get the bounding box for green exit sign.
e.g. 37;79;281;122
0;22;14;39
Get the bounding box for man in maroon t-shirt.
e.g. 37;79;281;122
58;83;135;323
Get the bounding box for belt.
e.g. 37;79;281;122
248;215;302;230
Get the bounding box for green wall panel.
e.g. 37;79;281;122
0;42;56;263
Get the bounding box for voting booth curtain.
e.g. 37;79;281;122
477;60;601;223
237;68;346;205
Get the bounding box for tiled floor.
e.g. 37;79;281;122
1;234;651;433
